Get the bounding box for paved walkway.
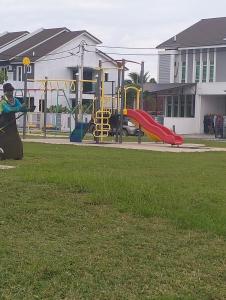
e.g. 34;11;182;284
23;138;226;153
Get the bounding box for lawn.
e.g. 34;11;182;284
1;142;226;299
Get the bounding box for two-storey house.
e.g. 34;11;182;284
0;27;118;112
144;17;226;134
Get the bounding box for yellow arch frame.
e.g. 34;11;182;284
124;86;141;110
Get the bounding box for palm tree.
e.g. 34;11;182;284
124;72;156;108
125;72;156;86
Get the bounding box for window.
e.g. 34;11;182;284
181;62;186;83
104;73;109;82
17;66;23;81
24;65;32;74
202;61;207;82
165;95;195;118
83;69;93;93
209;50;215;82
180;95;185;117
166;96;172;117
195;62;200;82
186;95;195;117
209;64;214;82
39;99;45;112
173;96;178;117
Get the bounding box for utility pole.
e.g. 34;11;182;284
115;62;122;143
94;60;102;144
75;72;79;124
78;41;85;121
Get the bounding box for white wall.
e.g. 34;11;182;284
201;95;226;115
197;82;226;95
164;118;198;134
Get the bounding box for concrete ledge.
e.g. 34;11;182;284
22;139;226;153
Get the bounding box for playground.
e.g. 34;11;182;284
1;141;226;299
15;59;186;147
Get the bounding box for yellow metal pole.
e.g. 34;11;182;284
124;87;127;110
101;69;105;142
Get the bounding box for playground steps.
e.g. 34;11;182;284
70;122;90;142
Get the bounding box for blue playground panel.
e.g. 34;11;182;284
70;122;90;142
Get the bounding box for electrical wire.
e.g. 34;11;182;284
0;48;81;63
0;44;82;60
37;53;74;62
85;48;223;57
33;44;81;57
37;49;81;62
86;43;226;55
85;49;159;56
96;45;156;50
0;38;225;64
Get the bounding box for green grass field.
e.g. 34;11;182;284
1;142;226;299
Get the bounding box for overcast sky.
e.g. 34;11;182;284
1;0;226;79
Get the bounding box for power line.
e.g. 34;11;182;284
85;47;226;57
85;49;159;56
36;44;80;57
86;43;226;54
96;45;156;50
38;49;80;62
1;40;226;64
0;44;81;60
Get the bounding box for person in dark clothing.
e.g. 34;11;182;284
0;83;28;160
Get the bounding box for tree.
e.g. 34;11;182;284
126;71;152;85
149;77;156;83
125;72;156;86
124;72;156;108
0;70;8;85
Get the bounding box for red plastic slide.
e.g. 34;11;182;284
125;109;184;145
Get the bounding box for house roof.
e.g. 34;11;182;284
157;17;226;49
0;31;29;49
0;28;102;62
0;28;68;61
144;83;196;94
13;30;87;62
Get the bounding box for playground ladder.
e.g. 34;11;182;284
94;109;111;138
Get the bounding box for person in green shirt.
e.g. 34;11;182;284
0;83;28;160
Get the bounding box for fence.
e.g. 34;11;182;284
16;112;92;134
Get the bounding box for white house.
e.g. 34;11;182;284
145;17;226;134
0;27;118;112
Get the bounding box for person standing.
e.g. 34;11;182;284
0;83;28;160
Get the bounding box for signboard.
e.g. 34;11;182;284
22;57;31;66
